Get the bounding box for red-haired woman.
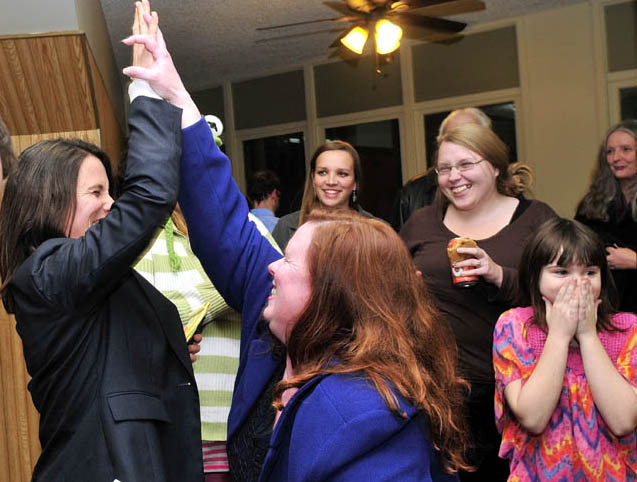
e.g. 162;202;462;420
175;108;470;479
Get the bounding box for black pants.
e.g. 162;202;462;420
459;382;509;482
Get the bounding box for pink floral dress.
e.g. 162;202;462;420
493;307;637;481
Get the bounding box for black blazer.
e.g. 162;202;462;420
6;97;203;482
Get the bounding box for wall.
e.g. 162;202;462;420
0;0;78;34
519;2;603;216
75;0;126;130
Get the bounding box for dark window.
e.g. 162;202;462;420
243;133;306;216
620;86;637;120
326;119;402;223
424;102;517;167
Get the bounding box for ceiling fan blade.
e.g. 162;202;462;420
389;0;456;12
323;1;356;15
400;22;463;42
392;12;466;33
256;15;361;31
256;27;346;44
329;30;347;48
406;0;485;17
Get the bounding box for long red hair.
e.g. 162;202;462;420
273;208;470;473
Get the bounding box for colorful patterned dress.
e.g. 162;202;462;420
493;307;637;481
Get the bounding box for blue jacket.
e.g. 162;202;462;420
259;372;458;481
179;118;458;481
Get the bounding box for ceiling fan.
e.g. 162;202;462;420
257;0;486;56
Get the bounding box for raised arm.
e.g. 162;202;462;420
32;2;200;307
124;1;280;353
178;122;281;336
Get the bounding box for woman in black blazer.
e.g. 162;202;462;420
0;3;204;480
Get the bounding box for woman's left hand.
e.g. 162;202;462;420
606;246;637;270
575;278;601;341
455;246;504;287
188;333;203;363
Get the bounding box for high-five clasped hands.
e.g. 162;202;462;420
122;1;201;127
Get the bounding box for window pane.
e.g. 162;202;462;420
191;87;225;127
325;119;402;223
413;27;519;102
620;86;637;120
243;133;306;216
423;102;517;167
233;71;306;130
605;2;637;72
314;55;402;117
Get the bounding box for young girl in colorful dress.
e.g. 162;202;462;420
493;217;637;481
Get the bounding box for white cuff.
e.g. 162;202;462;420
128;79;162;102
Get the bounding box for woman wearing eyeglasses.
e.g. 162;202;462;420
575;120;637;313
400;123;556;481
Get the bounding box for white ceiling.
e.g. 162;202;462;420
100;0;587;93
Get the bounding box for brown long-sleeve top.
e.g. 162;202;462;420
400;199;556;383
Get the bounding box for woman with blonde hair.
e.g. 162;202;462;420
401;123;556;481
272;140;377;250
576;119;637;313
392;107;493;231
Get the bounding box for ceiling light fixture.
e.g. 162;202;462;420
375;19;402;55
340;26;369;54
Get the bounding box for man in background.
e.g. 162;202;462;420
248;169;280;232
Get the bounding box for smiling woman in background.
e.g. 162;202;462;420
400;123;556;481
576;120;637;313
272;140;376;250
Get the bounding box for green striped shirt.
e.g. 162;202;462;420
134;214;280;441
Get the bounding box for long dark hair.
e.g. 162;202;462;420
298;140;362;225
273;208;470;473
518;217;618;332
0;138;112;304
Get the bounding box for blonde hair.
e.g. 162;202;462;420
435;123;534;207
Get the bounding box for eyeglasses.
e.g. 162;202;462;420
435;159;485;176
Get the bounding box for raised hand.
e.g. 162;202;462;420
576;278;601;341
122;5;201;126
123;28;186;104
131;0;158;71
543;278;578;342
